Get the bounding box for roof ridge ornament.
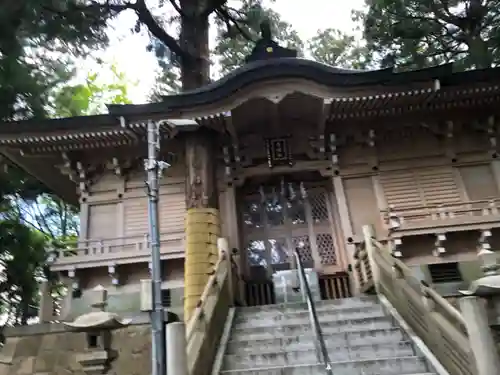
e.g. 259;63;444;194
245;20;297;63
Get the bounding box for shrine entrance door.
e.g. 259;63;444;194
240;175;340;279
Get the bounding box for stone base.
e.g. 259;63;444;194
0;323;153;375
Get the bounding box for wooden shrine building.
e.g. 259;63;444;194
2;33;500;320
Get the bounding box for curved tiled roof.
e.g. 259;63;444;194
107;59;458;116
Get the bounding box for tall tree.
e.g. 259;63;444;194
0;64;134;330
0;163;50;329
44;1;275;90
151;3;303;97
359;0;500;70
307;28;371;70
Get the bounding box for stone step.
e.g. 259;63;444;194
227;327;406;351
222;341;416;370
239;296;380;315
230;316;395;341
219;356;431;375
233;305;386;329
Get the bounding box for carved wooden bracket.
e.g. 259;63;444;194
67;268;80;298
488;116;498;157
445;121;456;159
307;134;326;160
222;145;233;180
391;238;403;258
328;133;338;169
318;98;332;135
479;230;492;252
433;233;447;257
366;129;378;168
56;152;103;195
189;175;208;208
221;139;243;183
222;111;238;145
108;264;119;286
386;206;401;231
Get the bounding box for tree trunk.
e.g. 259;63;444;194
179;0;211;91
179;0;221;321
179;0;215;208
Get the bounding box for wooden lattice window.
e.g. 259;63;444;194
241;182;337;270
428;262;463;283
161;289;171;307
316;233;336;265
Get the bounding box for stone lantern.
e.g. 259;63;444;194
458;247;500;375
63;285;131;375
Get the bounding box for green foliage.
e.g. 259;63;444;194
308;28;372;70
51;63;134;117
0;0;110;121
0;59;132;327
0;219;47;325
360;0;500;70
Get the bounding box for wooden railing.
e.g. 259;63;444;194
185;241;241;375
50;232;184;269
353;246;374;293
382;198;500;236
355;226;476;375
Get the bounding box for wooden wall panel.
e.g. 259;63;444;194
123;167;186;238
343;177;381;236
416;167;461;205
459;164;498;200
380;166;461;208
89;173;119;194
88;203;117;239
379;170;421;208
158;188;186;234
124;196;149;237
376;126;441;162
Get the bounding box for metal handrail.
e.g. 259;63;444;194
293;249;333;375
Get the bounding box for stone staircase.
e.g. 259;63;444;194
214;296;439;375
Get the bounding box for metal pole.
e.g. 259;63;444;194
145;120;169;375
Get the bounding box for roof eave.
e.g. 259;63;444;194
107;61;458;117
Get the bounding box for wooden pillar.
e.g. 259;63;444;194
490;160;500;193
332;175;360;294
184;129;221;322
79;195;89;243
220;185;245;305
222;186;241;255
116;178;125;239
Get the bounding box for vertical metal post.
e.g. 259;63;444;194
145;120;169;375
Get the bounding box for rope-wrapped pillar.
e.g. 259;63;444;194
184;129;219;322
184;208;220;321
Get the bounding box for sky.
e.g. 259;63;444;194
91;0;366;103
